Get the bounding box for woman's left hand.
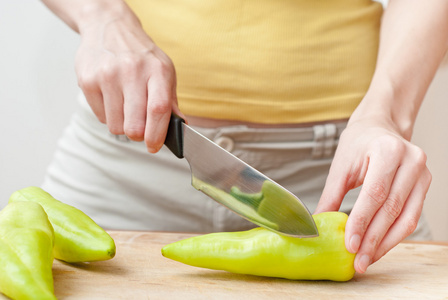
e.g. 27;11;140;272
314;0;448;274
315;112;431;274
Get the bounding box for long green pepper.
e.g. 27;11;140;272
162;212;355;281
9;186;116;263
0;201;56;300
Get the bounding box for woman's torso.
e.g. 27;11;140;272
125;0;383;126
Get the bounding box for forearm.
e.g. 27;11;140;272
351;0;448;140
40;0;137;34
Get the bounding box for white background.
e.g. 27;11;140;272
1;1;447;240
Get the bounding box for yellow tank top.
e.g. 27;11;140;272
125;0;383;124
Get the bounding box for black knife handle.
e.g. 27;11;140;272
164;113;185;158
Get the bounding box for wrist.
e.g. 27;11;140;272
76;1;136;34
350;78;416;140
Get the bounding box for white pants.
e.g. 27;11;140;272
42;93;432;239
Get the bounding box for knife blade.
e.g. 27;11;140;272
164;114;318;238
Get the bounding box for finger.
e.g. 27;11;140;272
169;78;187;122
352;162;420;273
315;153;358;214
78;76;106;123
123;78;147;142
144;72;175;153
102;84;125;135
345;151;400;254
372;167;431;264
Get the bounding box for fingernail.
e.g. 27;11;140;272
358;254;371;273
349;234;361;253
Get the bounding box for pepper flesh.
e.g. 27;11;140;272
162;212;355;281
0;201;56;300
9;186;116;263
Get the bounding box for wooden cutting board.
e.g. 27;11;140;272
1;231;448;299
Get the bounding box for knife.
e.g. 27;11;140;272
164;114;318;238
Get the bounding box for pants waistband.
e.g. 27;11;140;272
193;122;347;159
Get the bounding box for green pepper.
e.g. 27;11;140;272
0;201;56;300
9;186;115;263
162;212;355;281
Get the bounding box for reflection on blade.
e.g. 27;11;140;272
257;180;319;236
192;176;318;237
183;123;318;237
192;177;279;231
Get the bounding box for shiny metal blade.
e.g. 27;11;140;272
182;123;318;238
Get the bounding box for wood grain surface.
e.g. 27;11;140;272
1;230;447;299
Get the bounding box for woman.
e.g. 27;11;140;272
40;0;448;274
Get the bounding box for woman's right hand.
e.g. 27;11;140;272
44;0;184;153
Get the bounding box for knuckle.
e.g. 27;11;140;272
386;136;406;161
389;137;406;153
153;57;175;78
382;194;403;220
403;216;419;236
77;72;97;91
108;124;124;135
376;135;405;154
365;232;381;250
412;146;427;167
145;139;162;153
121;55;144;76
148;100;171;115
124;126;145;141
371;136;406;164
351;214;370;232
364;181;388;207
99;64;119;82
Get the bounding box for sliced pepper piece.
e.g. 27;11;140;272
0;201;56;300
230;186;264;209
162;212;355;281
192;177;279;230
9;186;115;263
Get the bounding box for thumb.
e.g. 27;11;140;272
314;164;352;214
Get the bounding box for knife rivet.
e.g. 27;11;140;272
215;136;235;152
